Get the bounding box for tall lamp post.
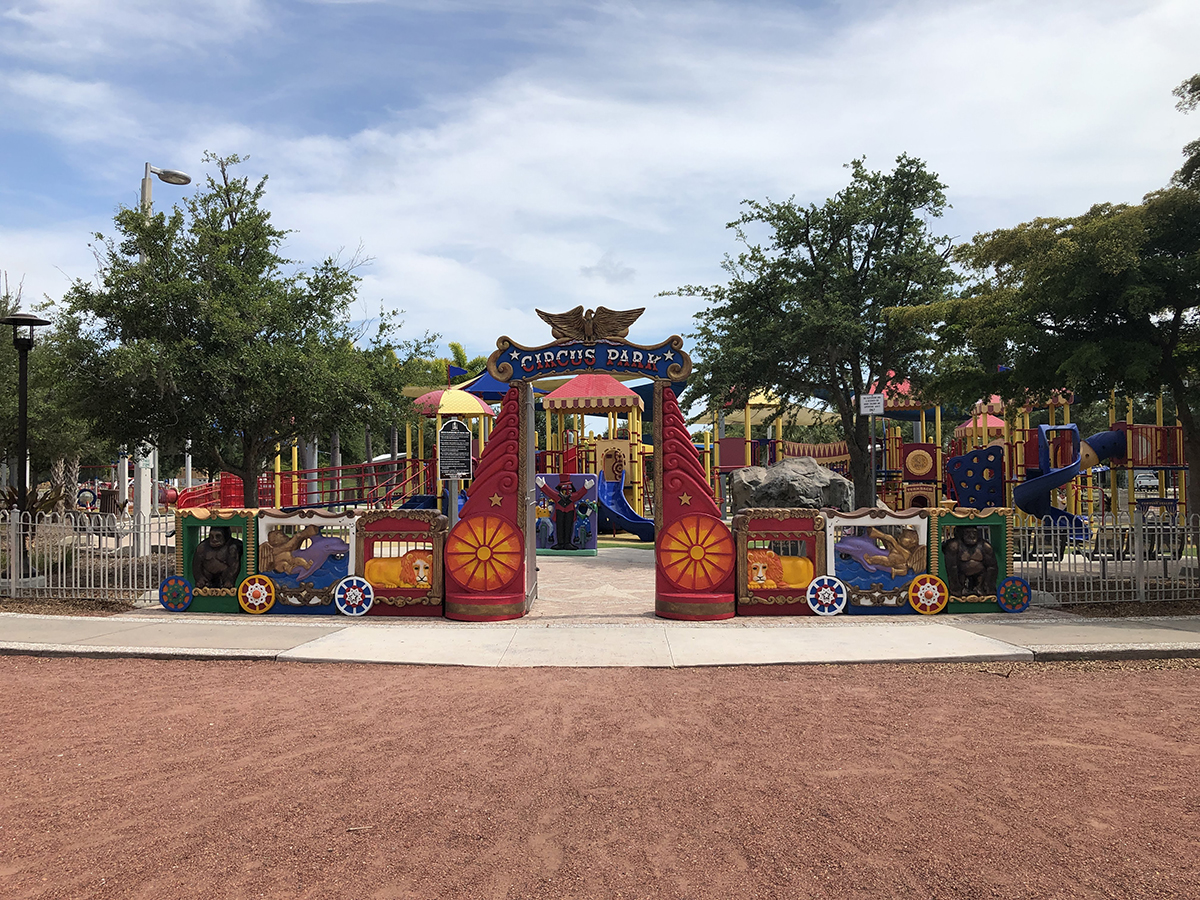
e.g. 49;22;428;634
2;312;51;513
136;162;191;518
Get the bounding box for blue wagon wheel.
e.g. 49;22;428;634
997;575;1032;613
334;576;374;617
159;576;192;612
806;575;847;616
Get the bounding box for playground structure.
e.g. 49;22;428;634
156;307;1043;622
699;383;1188;532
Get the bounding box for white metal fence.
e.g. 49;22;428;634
1013;513;1200;606
2;510;175;602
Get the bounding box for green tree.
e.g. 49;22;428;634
407;341;489;387
675;155;957;506
61;153;437;507
905;187;1200;511
0;274;22;476
1;276;113;509
1173;73;1200;189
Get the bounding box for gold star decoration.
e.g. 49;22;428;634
678;493;692;506
489;493;503;507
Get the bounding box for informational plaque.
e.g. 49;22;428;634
438;419;474;480
859;394;885;416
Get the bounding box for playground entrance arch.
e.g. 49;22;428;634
441;307;736;622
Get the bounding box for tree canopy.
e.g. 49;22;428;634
1173;73;1200;189
676;154;957;506
901;187;1200;508
60;153;436;506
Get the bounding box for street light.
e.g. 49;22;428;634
139;162;191;215
1;311;51;513
135;162;190;518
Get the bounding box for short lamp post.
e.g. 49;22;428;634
1;312;51;513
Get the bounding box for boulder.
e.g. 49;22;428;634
728;457;854;515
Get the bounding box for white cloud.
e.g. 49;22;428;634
2;0;1198;357
1;0;268;63
580;251;636;285
1;71;143;145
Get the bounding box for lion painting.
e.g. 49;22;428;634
748;549;784;589
363;549;434;588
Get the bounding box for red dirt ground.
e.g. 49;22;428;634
2;657;1199;899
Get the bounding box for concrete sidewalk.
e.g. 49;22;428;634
5;550;1200;667
3;609;1200;667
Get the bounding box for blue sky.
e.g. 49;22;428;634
2;0;1198;357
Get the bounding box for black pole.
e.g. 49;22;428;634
16;343;28;512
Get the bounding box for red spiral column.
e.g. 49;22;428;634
655;383;735;620
444;386;529;621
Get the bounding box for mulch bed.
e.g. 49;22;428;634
0;596;138;617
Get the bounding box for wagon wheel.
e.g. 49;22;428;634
158;576;193;612
996;575;1032;613
238;575;276;615
806;575;847;616
334;576;374;617
908;573;949;615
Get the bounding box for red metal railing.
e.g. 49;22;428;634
175;458;439;510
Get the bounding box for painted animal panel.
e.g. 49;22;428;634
364;549;434;588
748;548;814;590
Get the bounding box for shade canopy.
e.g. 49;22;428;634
414;388;496;418
541;373;644;415
954;414;1005;437
461;370;547;402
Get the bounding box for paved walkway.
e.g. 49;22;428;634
3;549;1199;667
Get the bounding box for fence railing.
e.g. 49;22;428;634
1012;512;1200;605
2;510;175;602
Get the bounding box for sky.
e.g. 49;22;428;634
1;0;1198;360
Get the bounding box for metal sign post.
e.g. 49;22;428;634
438;418;474;528
860;393;885;507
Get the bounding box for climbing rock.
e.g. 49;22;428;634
728;457;854;514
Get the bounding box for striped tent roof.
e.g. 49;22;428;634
954;413;1005;437
414;388;496;417
541;373;644;413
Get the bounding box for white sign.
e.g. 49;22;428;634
437;419;474;480
859;394;885;416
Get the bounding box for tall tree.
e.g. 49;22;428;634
61;153;437;507
676;155;957;506
1173;73;1200;189
905;188;1200;511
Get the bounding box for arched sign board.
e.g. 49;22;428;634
486;305;691;385
444;305;733;622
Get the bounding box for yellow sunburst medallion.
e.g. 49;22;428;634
445;515;523;591
659;514;734;591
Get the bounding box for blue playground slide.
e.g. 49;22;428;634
596;471;655;542
1012;426;1126;539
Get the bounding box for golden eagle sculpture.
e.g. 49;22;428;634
535;306;645;342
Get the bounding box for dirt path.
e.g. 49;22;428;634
2;657;1199;899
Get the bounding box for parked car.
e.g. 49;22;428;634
1134;472;1159;491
